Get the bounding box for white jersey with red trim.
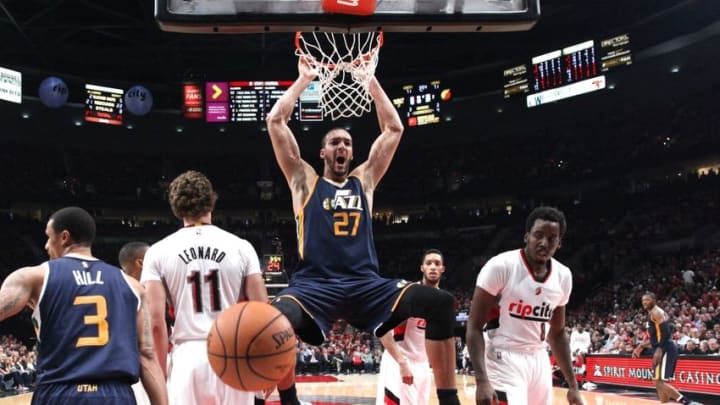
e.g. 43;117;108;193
476;248;572;352
393;317;428;362
376;317;431;405
141;225;262;344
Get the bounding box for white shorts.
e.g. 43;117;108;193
375;351;431;405
168;340;256;405
485;346;552;405
131;381;150;405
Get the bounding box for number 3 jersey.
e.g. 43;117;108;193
32;255;140;385
476;249;573;352
141;225;261;344
293;176;379;280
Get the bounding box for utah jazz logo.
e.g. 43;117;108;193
323;189;363;211
324;190;364;237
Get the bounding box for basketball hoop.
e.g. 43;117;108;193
295;31;384;120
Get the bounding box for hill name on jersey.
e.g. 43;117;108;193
72;270;104;286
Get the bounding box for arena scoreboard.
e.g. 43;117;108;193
503;33;632;107
203;80;322;123
85;84;123;125
262;254;288;299
392;80;452;127
263;254;283;273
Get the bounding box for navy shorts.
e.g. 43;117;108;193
653;343;678;381
32;382;136;405
274;275;412;344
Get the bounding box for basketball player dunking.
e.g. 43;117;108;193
0;207;167;405
376;249;447;405
466;207;584;405
266;57;461;405
141;171;269;405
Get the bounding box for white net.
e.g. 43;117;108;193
295;31;383;120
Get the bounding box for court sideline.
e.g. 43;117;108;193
0;374;668;405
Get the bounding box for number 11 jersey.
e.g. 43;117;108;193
141;225;262;344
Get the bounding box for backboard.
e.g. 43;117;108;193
155;0;541;33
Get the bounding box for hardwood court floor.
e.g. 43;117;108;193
0;374;666;405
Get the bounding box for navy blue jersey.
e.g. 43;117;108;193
648;314;675;352
32;256;140;385
293;176;379;279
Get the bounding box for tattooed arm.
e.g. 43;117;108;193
0;265;44;321
129;278;168;405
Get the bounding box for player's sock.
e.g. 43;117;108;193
675;395;691;405
279;384;300;405
437;388;460;405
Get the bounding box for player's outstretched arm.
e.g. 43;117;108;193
548;306;584;405
0;265;43;321
266;57;318;212
134;281;169;405
466;286;498;405
355;77;404;193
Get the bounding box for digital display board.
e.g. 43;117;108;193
205;82;229;123
85;84;123;125
298;81;322;121
204;80;322;122
527;40;604;108
600;33;632;71
531;49;563;92
183;83;203;119
563;40;598;84
263;254;283;273
0;66;22;104
503;64;529;99
504;34;632;106
392;80;451;127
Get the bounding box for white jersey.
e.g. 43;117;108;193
141;225;262;344
376;318;431;405
476;249;572;352
394;317;428;362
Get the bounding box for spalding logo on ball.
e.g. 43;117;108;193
125;85;153;116
38;77;69;109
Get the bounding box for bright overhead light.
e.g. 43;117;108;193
671;66;680;73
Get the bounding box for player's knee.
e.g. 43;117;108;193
427;290;455;340
417;288;455;340
271;297;304;331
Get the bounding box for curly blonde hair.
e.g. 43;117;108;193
168;170;218;220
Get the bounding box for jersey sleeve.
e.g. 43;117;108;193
239;239;262;277
558;266;573;306
475;254;508;296
140;244;163;283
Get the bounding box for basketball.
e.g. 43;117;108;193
207;301;297;391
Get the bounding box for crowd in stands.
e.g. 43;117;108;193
0;335;36;394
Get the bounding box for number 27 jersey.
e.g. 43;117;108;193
293;176;379;280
